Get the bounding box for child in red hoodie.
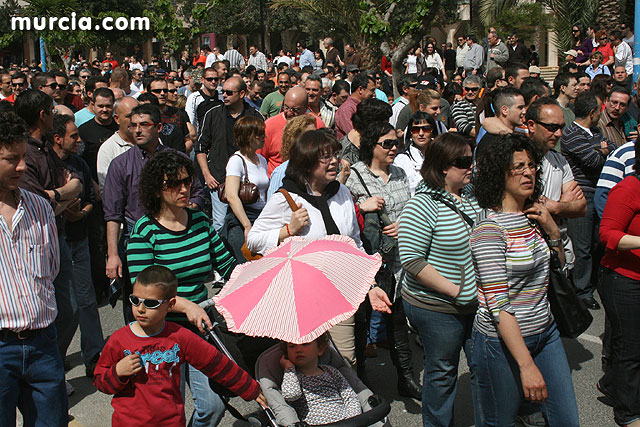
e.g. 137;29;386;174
94;265;266;426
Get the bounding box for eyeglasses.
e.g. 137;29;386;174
12;82;25;87
572;29;579;33
535;120;564;133
163;176;192;189
79;75;89;79
222;89;238;96
464;87;480;92
150;88;168;94
283;104;304;114
44;83;59;89
411;124;432;134
204;77;219;82
129;294;168;309
57;84;67;90
450;156;473;169
167;89;177;93
376;138;400;149
509;162;541;175
318;152;338;163
128;122;157;131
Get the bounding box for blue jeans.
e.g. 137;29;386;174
181;362;226;427
0;324;68;427
68;237;105;366
566;191;599;299
471;323;579;427
598;266;640;426
404;301;476;427
210;190;228;233
54;235;79;359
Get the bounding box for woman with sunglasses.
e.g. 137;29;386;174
393;112;436;195
398;133;479;424
470;134;579;426
127;150;237;427
221;116;269;263
346;122;420;399
595;30;615;68
572;24;593;67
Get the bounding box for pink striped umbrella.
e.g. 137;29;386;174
213;235;381;344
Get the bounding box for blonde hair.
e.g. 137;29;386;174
175;94;187;109
280;115;316;161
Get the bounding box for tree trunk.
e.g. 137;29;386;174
598;0;622;33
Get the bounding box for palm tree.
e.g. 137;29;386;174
597;0;622;33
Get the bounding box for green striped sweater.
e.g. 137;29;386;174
398;182;480;314
127;209;237;322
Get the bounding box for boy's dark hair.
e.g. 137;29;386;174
14;90;53;127
135;265;178;298
0;111;28;149
92;87;115;103
47;113;75;143
137;92;160;106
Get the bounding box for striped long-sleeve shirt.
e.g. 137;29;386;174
560;122;617;193
398;183;479;313
470;210;552;338
0;189;59;331
451;99;477;136
126;209;237;322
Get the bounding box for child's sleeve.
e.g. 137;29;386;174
181;328;260;401
281;367;303;402
93;335;130;395
328;366;362;417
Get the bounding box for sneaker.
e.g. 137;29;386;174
65;381;74;396
516;412;547;426
85;353;101;378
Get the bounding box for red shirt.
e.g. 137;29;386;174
102;59;119;69
381;56;392;75
597;43;614;63
93;322;260;427
600;175;640;281
258;112;325;176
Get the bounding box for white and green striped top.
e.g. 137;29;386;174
399;182;480;314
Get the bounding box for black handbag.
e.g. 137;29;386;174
538;224;593;338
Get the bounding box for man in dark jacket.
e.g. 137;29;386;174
195;76;264;232
507;33;530;65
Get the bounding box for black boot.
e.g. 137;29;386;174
386;299;422;400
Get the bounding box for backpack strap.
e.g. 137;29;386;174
278;189;299;212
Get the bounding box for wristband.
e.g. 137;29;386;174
285;224;292;237
53;189;61;202
548;238;562;248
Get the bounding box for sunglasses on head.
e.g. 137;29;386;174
535;120;564;133
411;124;432;134
129;294;168;309
376;138;400;149
163;176;192;189
450;156;473;169
151;88;168;94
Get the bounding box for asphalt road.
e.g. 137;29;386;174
57;292;616;427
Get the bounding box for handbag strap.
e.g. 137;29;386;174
234;153;251;184
351;167;388;226
278;189;299;212
430;192;474;227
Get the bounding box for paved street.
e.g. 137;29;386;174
60;292;616;426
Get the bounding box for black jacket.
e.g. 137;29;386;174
508;42;530;65
195;101;264;182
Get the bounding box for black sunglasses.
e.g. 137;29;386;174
376;138;400;149
411;124;432;134
44;83;59;89
151;88;168;94
163;176;192;189
204;77;219;82
168;89;177;93
535;121;564;133
12;82;25;87
450;156;473;169
129;294;168;309
223;89;238;96
464;87;480;92
57;84;67;90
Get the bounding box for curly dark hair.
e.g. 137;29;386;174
359;121;396;166
0;111;28;149
473;133;543;210
139;150;195;216
351;98;392;133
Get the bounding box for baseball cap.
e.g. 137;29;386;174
529;66;541;74
564;49;578;57
416;74;438;90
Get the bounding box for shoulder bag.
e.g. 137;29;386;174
537;223;593;338
219;154;260;205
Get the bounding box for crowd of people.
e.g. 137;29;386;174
1;22;640;427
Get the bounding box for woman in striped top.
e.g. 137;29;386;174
398;132;479;426
470;134;579;426
127;150;237;427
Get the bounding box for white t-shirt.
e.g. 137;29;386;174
393;144;424;195
226;152;269;210
541;150;575;268
615;41;633;75
405;55;418;74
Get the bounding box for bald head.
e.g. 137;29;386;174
54;104;74;116
114;96;139;138
283;86;308;120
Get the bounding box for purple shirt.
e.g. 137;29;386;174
103;144;205;223
576;38;594;63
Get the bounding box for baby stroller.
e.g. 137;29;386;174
199;300;391;427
